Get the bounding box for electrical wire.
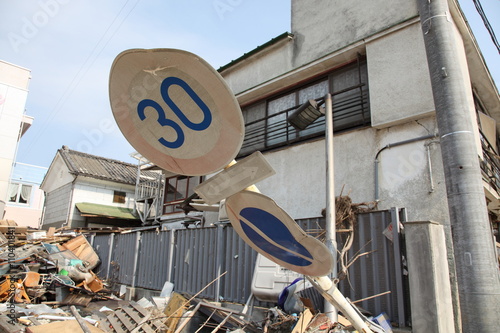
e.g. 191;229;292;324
472;0;500;53
21;0;141;158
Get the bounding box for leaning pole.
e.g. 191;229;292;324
417;0;500;332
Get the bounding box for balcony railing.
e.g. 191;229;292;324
479;129;500;195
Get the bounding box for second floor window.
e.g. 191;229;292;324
239;56;370;157
113;191;126;204
8;183;32;205
163;175;202;214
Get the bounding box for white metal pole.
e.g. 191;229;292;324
324;93;338;322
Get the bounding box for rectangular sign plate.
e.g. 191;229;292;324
194;151;275;204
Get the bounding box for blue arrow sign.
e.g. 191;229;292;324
226;190;333;276
239;207;314;267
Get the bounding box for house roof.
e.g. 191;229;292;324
58;146;157;185
217;32;294;73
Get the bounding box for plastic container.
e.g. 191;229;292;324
251;254;303;302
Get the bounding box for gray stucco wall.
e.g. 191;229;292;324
256;115;449;225
367;22;435;128
291;0;418;67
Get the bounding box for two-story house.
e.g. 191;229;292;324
40;146;161;229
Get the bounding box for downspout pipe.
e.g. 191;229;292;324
63;180;76;228
374;133;438;201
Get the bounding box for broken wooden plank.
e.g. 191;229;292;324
164;292;188;333
0;315;25;333
106;313;127;333
25;319;106;333
61;235;100;269
62;293;93;307
69;306;92;333
291;309;314;333
114;310;136;332
121;305;144;323
129;301;150;317
173;302;202;333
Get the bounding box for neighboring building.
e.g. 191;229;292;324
137;0;499;329
0;60;33;218
155;0;499;233
3;162;47;228
40;146;160;229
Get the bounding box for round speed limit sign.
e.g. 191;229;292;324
109;48;244;176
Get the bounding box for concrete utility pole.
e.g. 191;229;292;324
417;0;500;332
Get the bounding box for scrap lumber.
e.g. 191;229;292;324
164;292;188;333
61;235;100;269
101;301;165;333
291;308;313;333
0;314;25;333
25;319;106;333
70;306;92;333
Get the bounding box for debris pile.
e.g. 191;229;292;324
0;220;393;332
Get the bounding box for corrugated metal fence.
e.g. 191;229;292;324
88;208;409;325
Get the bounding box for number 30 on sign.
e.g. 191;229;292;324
109;48;244;176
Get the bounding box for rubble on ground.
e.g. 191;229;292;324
0;220;390;332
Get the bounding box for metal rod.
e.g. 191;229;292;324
426;142;436;193
131;231;141;288
307;276;378;333
352;291;391;304
324;93;337;322
106;232;115;281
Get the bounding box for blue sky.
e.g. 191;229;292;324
0;0;498;168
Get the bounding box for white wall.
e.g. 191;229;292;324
0;61;31;215
40;154;74;193
69;177;136;226
71;177;135;209
255;115;449;224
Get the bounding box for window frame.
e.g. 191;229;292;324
8;182;32;205
238;56;370;157
113;191;126;204
163;175;203;215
